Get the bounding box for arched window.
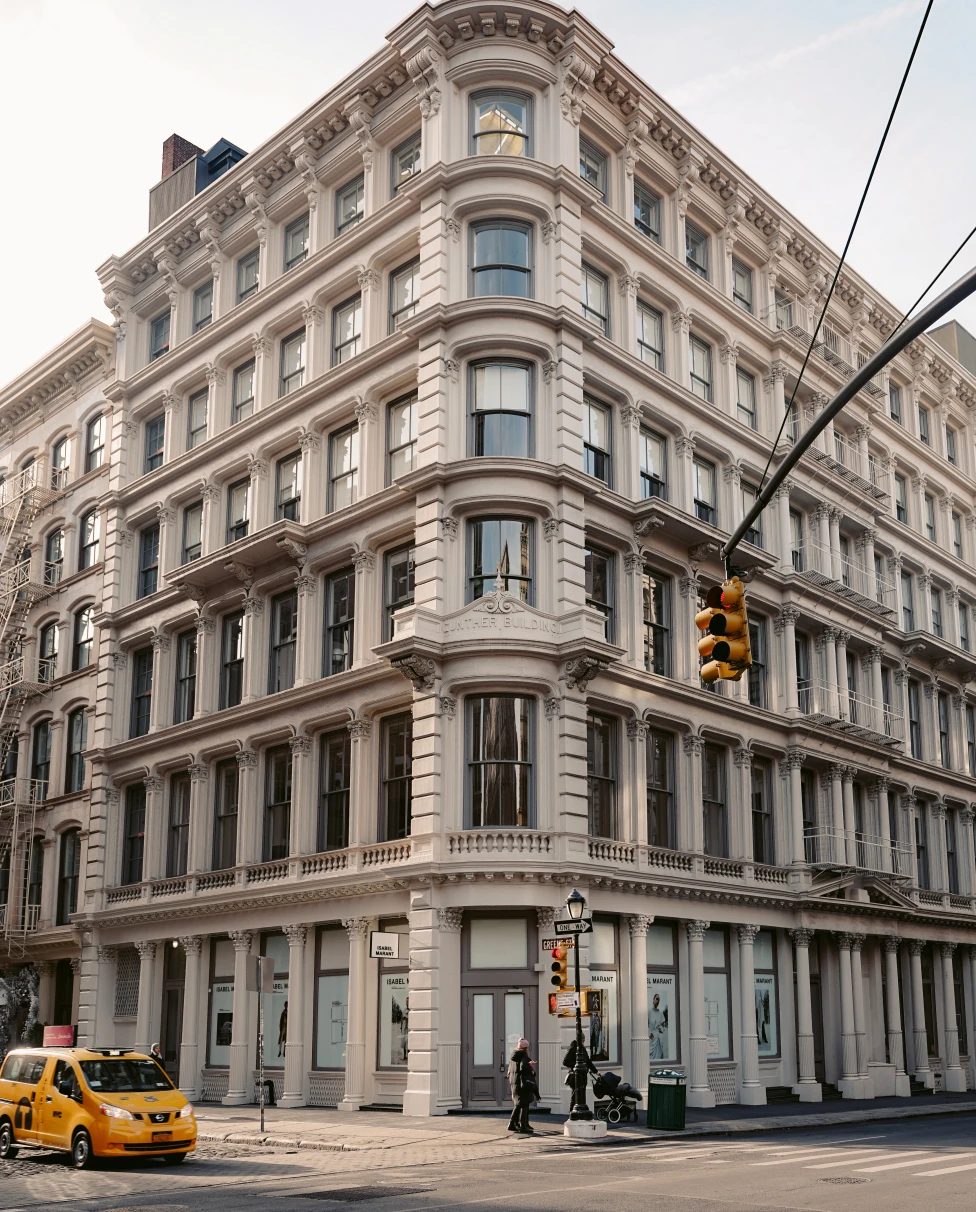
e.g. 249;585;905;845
85;414;106;472
65;708;87;794
31;719;51;799
44;528;64;585
38;622;58;683
79;509;100;569
73;606;94;671
51;436;70;490
57;829;81;924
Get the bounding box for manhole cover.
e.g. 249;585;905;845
820;1177;869;1185
293;1189;431;1202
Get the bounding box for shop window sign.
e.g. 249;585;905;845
646;922;678;1062
380;974;409;1067
754;929;778;1057
210;982;234;1067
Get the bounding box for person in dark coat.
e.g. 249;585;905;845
507;1038;538;1134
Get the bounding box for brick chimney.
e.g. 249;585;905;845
161;134;204;180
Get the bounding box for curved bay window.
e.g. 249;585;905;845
466;696;533;829
468;517;532;602
585;545;614;642
470;361;531;458
263;746;292;862
65;707;87;794
587;713;617;839
471;222;531;297
471;92;529;156
56;828;81;925
318;730;351;851
382;714;412;842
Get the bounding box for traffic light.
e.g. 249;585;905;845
550;945;570;991
695;576;752;683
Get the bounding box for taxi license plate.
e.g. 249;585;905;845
152;1131;172;1141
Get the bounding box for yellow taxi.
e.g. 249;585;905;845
0;1047;196;1168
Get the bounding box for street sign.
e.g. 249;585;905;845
245;954;274;993
554;991;579;1011
553;919;593;935
541;937;574;951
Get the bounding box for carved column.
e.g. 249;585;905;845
737;925;765;1104
850;934;871;1093
827;507;843;582
436;907;464;1112
940;943;966;1090
882;938;910;1095
784;747;806;865
241;595;266;704
339;918;369;1111
187;762;210;874
790;930;821;1100
682;735;704;852
143;774;165;882
346;720;372;847
908;939;932;1085
352;551;376;668
814;504;831;575
776;605;800;716
818;628;839;718
628;914;653;1089
835;934;858;1092
194;614;217;717
178;936;203;1098
874;777;893;874
733;747;753;861
857;527;877;597
235;749;261;866
295;572;319;688
675;434;696;515
684;920;715;1107
774;481;793;574
134;940;156;1056
279;924;308;1106
677;574;700;685
289;735;314;856
842;766;858;866
223;930;253;1105
834;630;850;720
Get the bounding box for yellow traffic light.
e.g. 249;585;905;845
695;576;752;682
550;945;571;991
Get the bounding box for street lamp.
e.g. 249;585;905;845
566;889;591;1121
566;888;585;921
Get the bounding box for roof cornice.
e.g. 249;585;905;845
0;319;115;435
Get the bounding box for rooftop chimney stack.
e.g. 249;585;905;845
150;134;246;230
161;134;204;180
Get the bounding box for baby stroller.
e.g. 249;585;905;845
592;1070;643;1124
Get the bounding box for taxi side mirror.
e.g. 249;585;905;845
58;1079;80;1101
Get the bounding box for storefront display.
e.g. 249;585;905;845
754;930;778;1057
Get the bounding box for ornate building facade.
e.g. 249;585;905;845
3;1;976;1114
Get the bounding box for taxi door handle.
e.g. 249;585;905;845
46;1096;52;1103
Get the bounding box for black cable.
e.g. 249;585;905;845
887;220;976;344
759;0;935;490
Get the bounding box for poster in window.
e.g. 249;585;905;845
260;979;289;1068
703;972;730;1059
209;983;234;1067
755;973;777;1056
315;974;349;1068
647;972;676;1062
379;974;409;1067
588;971;617;1064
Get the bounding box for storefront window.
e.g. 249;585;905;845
754;930;779;1057
468;917;527;968
259;934;290;1069
588;918;618;1064
378;919;410;1068
314;928;350;1069
646;923;678;1062
703;928;731;1060
208;938;236;1067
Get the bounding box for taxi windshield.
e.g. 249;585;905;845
78;1059;174;1093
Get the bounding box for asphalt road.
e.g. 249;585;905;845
4;1113;976;1212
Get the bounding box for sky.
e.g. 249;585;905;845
1;0;973;387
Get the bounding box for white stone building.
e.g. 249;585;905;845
3;1;976;1115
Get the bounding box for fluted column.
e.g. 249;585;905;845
223;930;253;1105
850;934;872;1095
790;929;821;1100
280;924;308;1106
134;940;156;1056
777;605;800;716
339;918;369;1111
178;936;203;1098
685;919;715;1107
883;938;910;1095
908;939;932;1086
940;943;966;1090
629;914;653;1089
737;925;764;1104
836;933;858;1093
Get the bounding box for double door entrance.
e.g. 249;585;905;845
462;986;536;1108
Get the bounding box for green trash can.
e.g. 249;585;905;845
647;1069;687;1130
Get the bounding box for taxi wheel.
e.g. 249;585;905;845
163;1151;188;1164
70;1129;94;1170
0;1121;18;1159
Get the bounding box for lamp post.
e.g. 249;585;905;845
566;889;592;1121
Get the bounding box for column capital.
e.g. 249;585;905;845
782;747;805;772
439;907;464;933
684;919;710;942
737;924;760;945
682;734;704;757
626;718;648;740
908;939;925;957
229;930;252;952
883;936;901;954
628;914;653;937
835;932;854;951
96;946;116;963
790;928;814;947
850;933;866;952
536;906;556;933
134;940;156;961
733;747;753;769
940;942;957;959
343;917;370;941
830;763;847;781
179;936;203;956
284;924;308;946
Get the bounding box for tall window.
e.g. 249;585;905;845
642;568;671;675
85;414;106;472
471;222;531;297
583;397;611;484
182;501;203;563
731;258;753;312
946;424;958;465
51;437;69;490
894;473;908;523
382;714;413;841
915;808;928;889
219;611;244;710
328;425;359;511
391;132;421;193
587;714;617;838
388;393;418;479
213;759;239;870
774;290;793;331
173;630;197;724
186;389;208;449
226;478;250;544
742;484;763;547
280;328;306;395
283;212;309;271
269;590;297;694
472;92;529;156
44;528;64;585
122;784;146;886
130;647;153;738
689;336;712;401
685;223;709;279
78;508;100;569
931;586;943;637
324;567;355;676
693;457;716;524
796;634;812;713
580;263;609;334
72;605;94;671
924;493;937;542
263;746;292;861
907;678;922;758
640;429;666;499
467;695;533;828
952;512;964;559
167;773;191;877
335;175;365;234
333;295;362;365
938;692;951;766
236;249;259;302
959;600;971;652
471;361;531;458
149;311;170;361
144;414;165;472
751;758;772;864
137;524;159;598
468;518;532;601
946;809;959;894
736;369;757;428
634;182;661;241
585;545;614;642
967;704;976;776
319;731;351;851
56;829;81;925
192;281;213;332
385;545;415;639
275;451;302;521
748;617;768;708
918;404;930;445
646;730;674;848
901;572;915;631
31;720;51;796
65;708;86;794
232;360;255;422
889;383;902;423
389;258;419;330
637;301;664;370
579;138;608;198
702;744;728;857
38;621;58;683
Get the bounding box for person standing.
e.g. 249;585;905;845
507;1038;538;1135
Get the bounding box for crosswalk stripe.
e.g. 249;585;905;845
913;1160;976;1176
753;1152;848;1166
854;1154;936;1172
804;1152;889;1169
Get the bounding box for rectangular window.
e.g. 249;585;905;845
901;572;915;631
182;500;203;564
736;369;757;428
219;610;244;710
938;691;951;766
332;295;362;365
915;810;928;889
472;92;529;157
731;258;753;313
471;221;533;298
946;811;959;894
693;457;716;524
637;301;664;370
579;138;607;198
279;328;306;396
908;678;922;759
634;182;661;242
703;928;731;1059
468;517;532;602
587;714;617;839
232;360;255;423
328;425;359;511
227;478;250;543
790;510;803;571
946;424;958;465
137;524;159;598
314;929;350;1069
391;132;421;193
931;586;943;637
213;759;239;870
685;223;709;280
263;746;292;861
275;451;302;521
382;714;413;841
149;311;170;361
754;930;779;1057
470;359;532;458
389;258;419;331
324;567;355;676
122;784;146;885
967;704;976;776
774;290;793;331
702;744;728;857
587;920;619;1064
748;616;768;708
918;405;930;445
889;383;902;422
797;633;812;712
952;512;963;559
173;630;197;724
319;731;351;851
144;414;165;473
894;473;908;523
583;396;611;484
640;428;666;499
186;388;208;450
580;263;609;335
467;695;533;828
646;730;674;849
751;759;772;864
959;600;971;652
385;545;415;639
924;493;937;542
585;545;614;642
642;567;671;676
85;414;106;472
192;282;213;332
167;772;191;877
269;590;298;695
237;249;259;302
742;483;763;547
335;175;365;235
130;647;153;738
388;392;418;479
57;829;81;921
689;336;712;401
283;212;309;271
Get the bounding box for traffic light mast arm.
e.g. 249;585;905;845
723;262;976;571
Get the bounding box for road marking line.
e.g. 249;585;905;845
854;1154;936;1172
753;1152;848;1166
913;1160;976;1176
804;1152;890;1169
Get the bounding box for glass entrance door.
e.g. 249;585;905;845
463;987;535;1107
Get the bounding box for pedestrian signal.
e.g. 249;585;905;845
695;576;752;683
550;945;570;990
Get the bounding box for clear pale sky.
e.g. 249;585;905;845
1;0;973;387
